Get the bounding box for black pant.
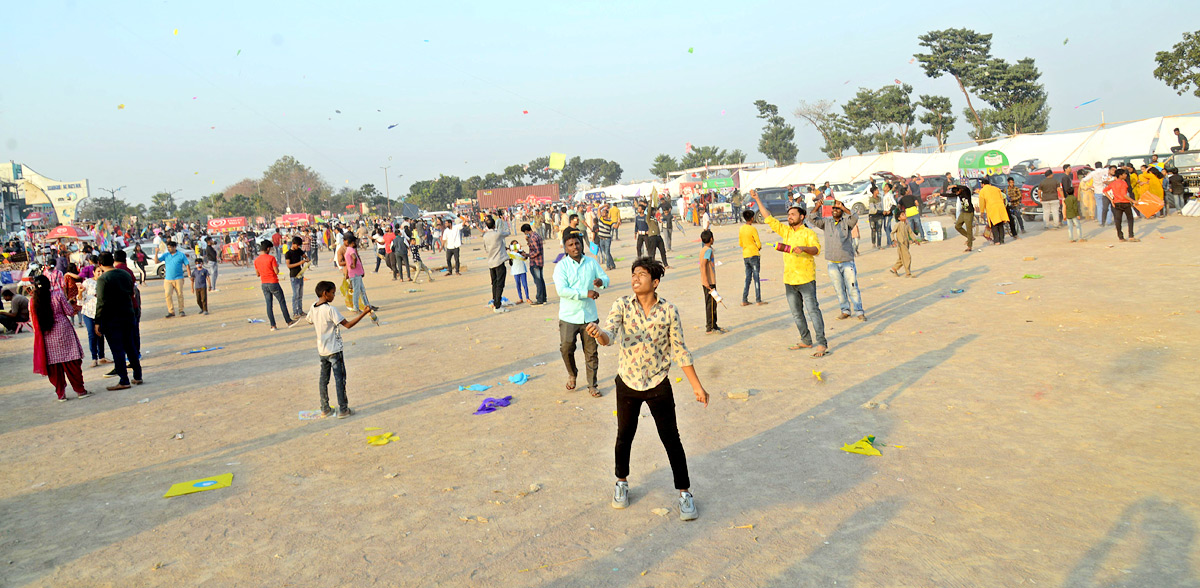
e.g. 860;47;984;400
869;214;885;247
489;264;507;308
445;247;461;273
1007;205;1024;236
614;376;690;490
0;315;17;331
636;234;647;258
102;321;142;386
649;235;667;265
702;284;718;331
1113;202;1135;239
374;250;384;272
990;223;1006;244
395;250;411;280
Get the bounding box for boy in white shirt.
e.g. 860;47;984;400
306;280;371;418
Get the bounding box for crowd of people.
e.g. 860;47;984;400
4;148;1193;520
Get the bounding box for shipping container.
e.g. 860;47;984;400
476;184;560;209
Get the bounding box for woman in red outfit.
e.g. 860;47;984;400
30;275;92;402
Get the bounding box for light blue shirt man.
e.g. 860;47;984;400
157;250;190;281
553;251;610;324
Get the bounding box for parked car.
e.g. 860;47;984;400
1107;153;1172;169
612;200;636;221
749;187;793;221
1165;152;1200;196
1018;165;1093;219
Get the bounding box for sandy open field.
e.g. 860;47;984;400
2;213;1199;587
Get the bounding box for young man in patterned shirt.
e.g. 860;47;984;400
586;257;710;521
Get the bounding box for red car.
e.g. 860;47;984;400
1019;165;1095;217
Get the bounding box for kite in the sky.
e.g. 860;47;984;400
387;123;399;130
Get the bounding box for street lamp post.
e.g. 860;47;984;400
381;165;391;218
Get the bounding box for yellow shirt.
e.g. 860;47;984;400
609;207;621;224
762;215;820;285
738;223;762;258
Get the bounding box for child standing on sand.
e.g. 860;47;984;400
890;212;915;278
509;239;530;304
306;280;371;418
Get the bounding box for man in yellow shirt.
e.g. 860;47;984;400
751;192;828;357
737;210;766;306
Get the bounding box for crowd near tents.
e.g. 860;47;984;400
738;114;1198;191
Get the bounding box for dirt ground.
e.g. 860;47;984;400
2;213;1199;587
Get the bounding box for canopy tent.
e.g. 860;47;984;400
742;113;1200;185
44;225;94;241
741;164;803;191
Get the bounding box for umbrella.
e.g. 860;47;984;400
45;225;95;241
957;149;1011;179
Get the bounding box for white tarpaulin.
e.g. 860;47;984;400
744;114;1200;183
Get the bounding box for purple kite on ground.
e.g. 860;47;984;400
474;395;513;415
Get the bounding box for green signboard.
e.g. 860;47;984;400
702;177;735;189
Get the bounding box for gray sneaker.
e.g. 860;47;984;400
611;481;629;509
678;491;698;521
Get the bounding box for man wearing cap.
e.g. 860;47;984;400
750;192;828;358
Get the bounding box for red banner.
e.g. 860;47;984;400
207;217;247;232
680;182;702;198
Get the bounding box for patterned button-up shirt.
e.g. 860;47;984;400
1005;185;1023;206
525;230;544;267
602;295;694;392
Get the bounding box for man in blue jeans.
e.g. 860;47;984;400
284;236;309;318
810;200;866;321
752;192;829;357
254;241;295;331
595;204;616;270
522;223;548;305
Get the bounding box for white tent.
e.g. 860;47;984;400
742;113;1200;185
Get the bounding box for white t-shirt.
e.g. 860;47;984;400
306;302;346;356
443;223;463;249
701;212;711;230
509;245;527;274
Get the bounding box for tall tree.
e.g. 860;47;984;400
794;100;853;160
753;100;798;166
680;145;731;169
1154;30;1200;98
915;28;993;144
916;94;956;152
260;156;328;214
147;191;177;220
650;154;678;179
77;195;134;221
502;164;528;187
525;157;556;184
973;57;1050;135
722;149;747;164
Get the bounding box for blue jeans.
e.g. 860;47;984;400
883;216;894;246
261;283;292;327
908;213;926;239
81;314;105;361
742;256;761;303
319;351;348;412
514;272;529;301
350;275;372;311
529;264;547;303
597;238;615;269
784;281;827;347
290;276;305;316
1066;217;1082;240
1096;194;1111;225
827;260;864;316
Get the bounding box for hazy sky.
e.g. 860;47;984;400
4;0;1196;207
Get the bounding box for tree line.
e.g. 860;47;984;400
76;28;1198;223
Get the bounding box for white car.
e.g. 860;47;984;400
612;201;636;221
